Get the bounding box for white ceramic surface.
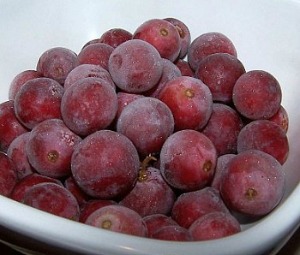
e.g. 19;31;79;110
0;0;300;254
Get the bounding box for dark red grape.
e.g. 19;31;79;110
220;150;285;216
36;47;78;85
14;77;64;129
0;152;18;197
188;211;241;241
99;28;132;48
158;76;213;131
77;43;114;71
61;77;118;136
133;19;181;62
171;187;229;228
0;100;28;152
26;119;82;178
117;97;174;156
160;129;217;191
237;120;289;164
9;70;42;100
152;225;192;241
188;32;237;71
23;182;80;221
232;70;282;120
108;39;163;93
85;204;147;237
71;130;140;199
195;53;246;103
201;103;244;155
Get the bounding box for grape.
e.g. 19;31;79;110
77;43;114;71
144;58;181;98
99;28;133;48
158;76;213;130
171;187;229;228
7;132;34;180
201;103;244;155
23;182;80;221
26;119;82;178
71;130;140;199
160;130;217;191
108;39;163;93
14;77;64;130
79;199;117;223
0;152;18;197
119;165;176;217
64;176;91;206
85;204;147;237
143;214;178;238
164;17;191;59
133;19;181;62
36;47;78;85
220;149;285;216
175;59;194;77
211;154;236;191
64;64;115;90
8;70;42;100
232;70;282;120
195;53;246;103
151;225;192;241
0;100;28;152
268;105;289;133
10;173;62;202
237;120;289;164
61;77;118;137
188;32;237;71
117;97;174;156
188;211;241;241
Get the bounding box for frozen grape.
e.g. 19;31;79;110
232;70;282;120
64;64;115;90
26;119;82;178
10;173;62;202
77;43;114;70
143;214;178;238
119;165;176;217
171;187;229;228
164;17;191;59
268;105;289;133
195;53;246;103
8;70;42;100
188;211;241;241
36;47;78;84
85;204;147;237
160;130;217;191
79;199;117;223
23;182;80;221
188;32;237;71
99;28;132;48
108;39;163;93
71;130;140;199
202;103;244;155
61;77;118;136
0;100;28;152
152;225;192;241
158;76;213;130
117;97;174;156
175;59;194;77
14;77;64;129
0;152;18;197
133;19;181;62
220;150;285;216
7;132;34;180
237;120;289;164
64;176;91;206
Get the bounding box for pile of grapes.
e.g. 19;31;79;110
0;17;289;241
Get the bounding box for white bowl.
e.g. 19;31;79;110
1;0;300;254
